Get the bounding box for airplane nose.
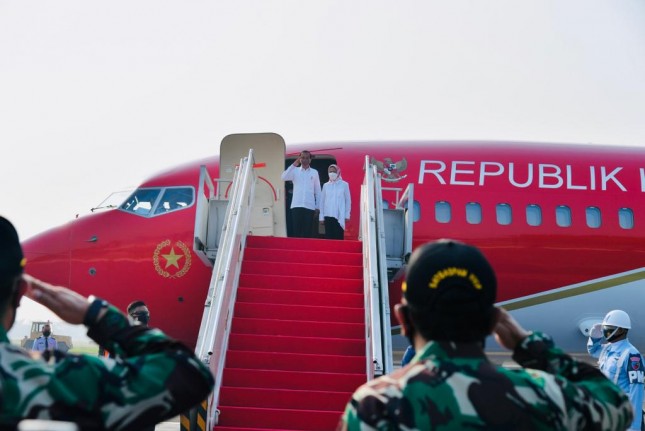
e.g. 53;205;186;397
21;223;71;287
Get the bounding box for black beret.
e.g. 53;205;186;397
403;239;496;314
0;216;25;282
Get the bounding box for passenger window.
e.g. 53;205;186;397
412;200;420;222
466;202;482;224
435;201;451;223
154;187;194;215
526;204;542;226
586;206;601;228
120;188;161;217
556;205;572;227
619;208;634;229
496;203;512;225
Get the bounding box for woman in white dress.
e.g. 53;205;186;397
319;164;351;240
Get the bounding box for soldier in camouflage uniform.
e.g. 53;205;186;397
0;216;214;430
339;239;632;430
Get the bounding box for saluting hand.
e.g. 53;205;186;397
23;274;91;325
589;323;603;338
493;307;530;351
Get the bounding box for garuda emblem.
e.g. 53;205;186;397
153;240;192;278
370;157;408;182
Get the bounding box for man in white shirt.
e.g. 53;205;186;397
281;150;321;238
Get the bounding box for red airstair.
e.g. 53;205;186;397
215;236;366;430
192;148;403;431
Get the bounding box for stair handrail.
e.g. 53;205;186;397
193;166;217;267
360;155;393;378
394;183;414;266
360;166;378;380
372;161;394;375
193;149;257;430
380;183;414;279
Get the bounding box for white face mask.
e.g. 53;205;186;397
328;172;338;181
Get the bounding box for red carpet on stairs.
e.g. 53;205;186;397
215;236;367;431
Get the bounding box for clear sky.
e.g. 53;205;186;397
1;1;645;333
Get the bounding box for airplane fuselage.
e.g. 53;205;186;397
22;141;645;352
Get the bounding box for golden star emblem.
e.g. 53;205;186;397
153;240;192;279
162;247;183;269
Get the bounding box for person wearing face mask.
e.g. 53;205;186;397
127;300;150;326
281;150;322;238
319;164;351;240
126;301;154;431
32;322;58;352
99;301;150;357
588;310;644;431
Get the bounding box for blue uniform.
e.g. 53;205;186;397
32;335;57;352
401;345;415;366
588;336;644;430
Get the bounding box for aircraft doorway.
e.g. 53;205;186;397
284;154;337;238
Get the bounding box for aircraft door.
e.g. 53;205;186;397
284;154;337;238
220;133;286;237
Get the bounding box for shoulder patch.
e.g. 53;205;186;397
629;354;642;371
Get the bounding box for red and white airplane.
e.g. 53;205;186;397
20;136;645;353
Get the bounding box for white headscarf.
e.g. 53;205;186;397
328;164;342;182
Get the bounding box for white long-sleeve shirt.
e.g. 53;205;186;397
281;164;321;210
319;179;351;229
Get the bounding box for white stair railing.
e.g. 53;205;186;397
193;149;257;430
360;156;393;377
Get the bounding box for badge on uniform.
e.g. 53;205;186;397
629;354;642;371
628;354;645;384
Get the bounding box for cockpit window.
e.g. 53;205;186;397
120;189;160;216
119;187;194;217
154;187;194;214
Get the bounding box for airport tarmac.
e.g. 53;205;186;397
155;419;179;431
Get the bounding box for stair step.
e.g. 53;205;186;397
239;274;363;293
213;234;366;430
242;261;362;279
221;368;366;392
237;287;364;308
247;235;361;253
231;317;364;339
233;303;364;323
225;350;366;373
228;334;365;356
219;386;352;411
245;247;362;266
217;406;342;431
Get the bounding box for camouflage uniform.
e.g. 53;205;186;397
0;304;214;430
340;332;632;430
